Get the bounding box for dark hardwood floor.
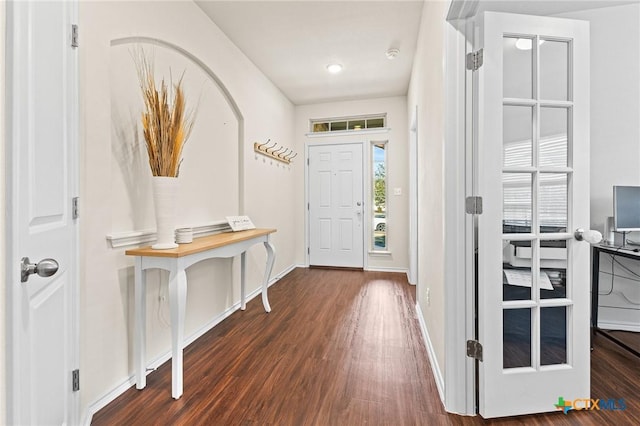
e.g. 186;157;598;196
92;268;640;425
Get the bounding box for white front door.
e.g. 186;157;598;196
6;1;79;424
308;143;364;267
475;12;590;417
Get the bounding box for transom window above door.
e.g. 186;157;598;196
310;114;386;133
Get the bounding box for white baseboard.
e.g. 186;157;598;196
355;265;413;284
83;264;297;425
82;376;137;426
364;266;409;274
416;302;445;404
276;264;307;280
597;320;640;332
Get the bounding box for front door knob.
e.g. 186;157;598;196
21;257;59;283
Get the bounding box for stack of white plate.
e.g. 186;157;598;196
175;227;193;244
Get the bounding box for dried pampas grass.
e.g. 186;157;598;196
134;49;194;177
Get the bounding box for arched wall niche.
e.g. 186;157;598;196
109;36;245;237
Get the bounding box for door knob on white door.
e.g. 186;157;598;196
21;257;59;283
574;229;603;244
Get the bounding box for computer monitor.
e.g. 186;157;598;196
613;185;640;232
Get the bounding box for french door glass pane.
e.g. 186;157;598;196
504;105;533;167
539;239;568;299
540;107;568;167
539;173;567;232
503;240;533;301
540;40;569;101
504;309;532;369
541;268;566;298
541;306;568;365
503;37;533;99
503;173;532;233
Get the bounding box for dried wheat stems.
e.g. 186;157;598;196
133;48;194;177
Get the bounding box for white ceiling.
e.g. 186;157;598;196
196;0;639;106
196;1;424;105
477;0;640;16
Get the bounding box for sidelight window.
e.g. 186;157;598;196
372;141;387;251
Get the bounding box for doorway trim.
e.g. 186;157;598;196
0;1;6;418
409;107;418;285
443;9;476;416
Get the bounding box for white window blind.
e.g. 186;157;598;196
504;135;568;232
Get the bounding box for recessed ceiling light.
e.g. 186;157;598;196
386;48;400;60
326;63;343;74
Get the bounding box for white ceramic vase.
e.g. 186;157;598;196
151;176;179;250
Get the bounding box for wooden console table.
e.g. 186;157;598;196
126;228;277;399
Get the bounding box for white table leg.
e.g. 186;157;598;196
134;257;146;390
240;252;247;310
262;237;276;313
169;268;187;399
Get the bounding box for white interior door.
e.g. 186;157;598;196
476;12;590;417
6;1;79;424
308;143;364;267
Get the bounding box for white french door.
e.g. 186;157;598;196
308;143;364;268
6;0;79;424
475;12;590;417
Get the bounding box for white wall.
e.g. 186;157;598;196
558;3;640;231
557;3;640;329
80;0;296;421
109;43;241;233
0;1;6;421
294;97;409;272
407;0;448;384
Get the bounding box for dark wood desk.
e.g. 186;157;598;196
591;244;640;357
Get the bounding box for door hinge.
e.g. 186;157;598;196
72;369;80;391
466;340;483;361
466;49;483;71
465;196;483;215
307;202;310;210
71;24;79;48
72;197;79;219
307;247;310;255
